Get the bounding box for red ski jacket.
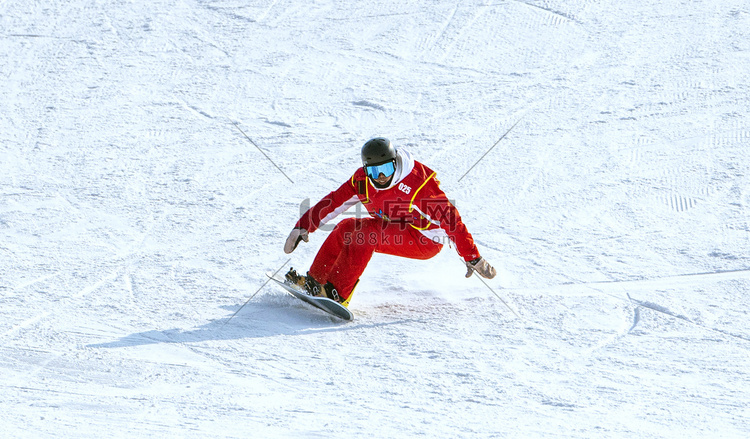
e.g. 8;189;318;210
295;153;480;262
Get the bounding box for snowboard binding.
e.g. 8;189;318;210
285;268;342;304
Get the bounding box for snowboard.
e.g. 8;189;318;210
266;273;353;321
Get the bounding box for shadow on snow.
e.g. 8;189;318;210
87;296;422;349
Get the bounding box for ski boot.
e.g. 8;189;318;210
284;268;348;305
322;281;341;303
284;268;306;288
285;268;324;297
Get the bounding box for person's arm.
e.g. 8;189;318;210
284;176;359;254
416;177;496;279
416;176;479;261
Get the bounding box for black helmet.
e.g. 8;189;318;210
361;137;396;166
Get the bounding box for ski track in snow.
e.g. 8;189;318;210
2;0;750;437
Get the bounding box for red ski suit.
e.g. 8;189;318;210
296;154;480;300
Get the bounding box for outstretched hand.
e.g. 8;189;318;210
284;228;309;254
465;257;496;279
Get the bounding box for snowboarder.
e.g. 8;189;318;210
283;137;496;307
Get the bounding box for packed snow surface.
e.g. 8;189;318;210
2;0;750;437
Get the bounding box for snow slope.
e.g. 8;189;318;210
1;0;749;437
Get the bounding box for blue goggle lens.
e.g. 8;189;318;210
365;161;396;180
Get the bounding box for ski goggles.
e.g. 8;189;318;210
364;160;396;180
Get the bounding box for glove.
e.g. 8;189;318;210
465;257;496;279
284;228;309;254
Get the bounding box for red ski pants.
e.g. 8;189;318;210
309;217;443;299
